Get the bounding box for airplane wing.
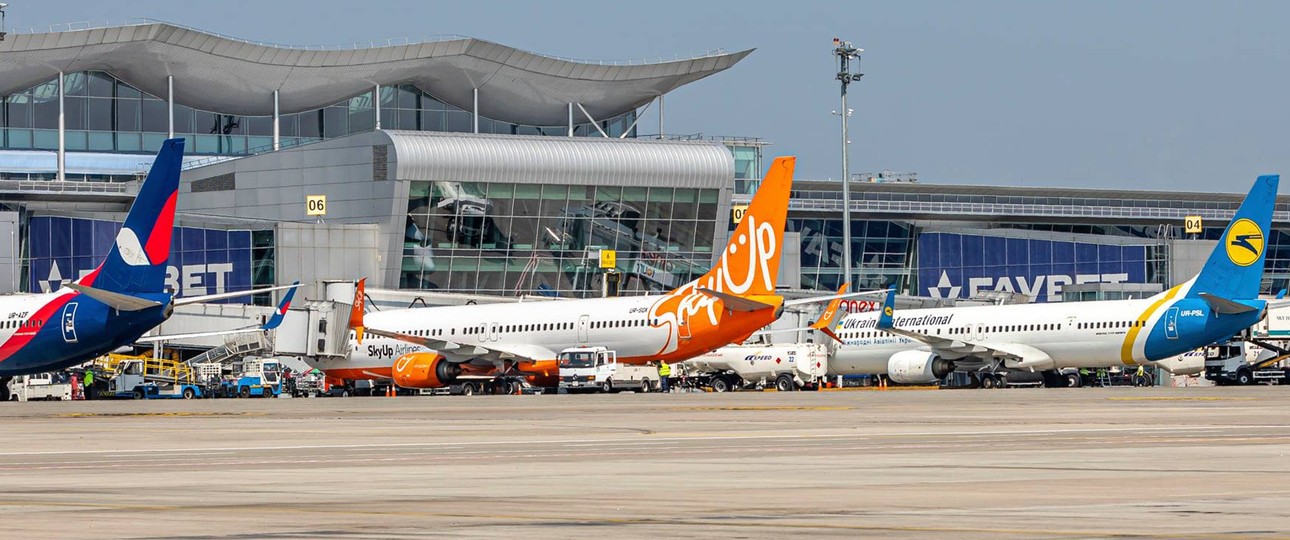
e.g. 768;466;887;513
136;282;298;344
173;283;300;307
361;325;557;364
783;288;886;306
872;286;1053;368
346;278;556;364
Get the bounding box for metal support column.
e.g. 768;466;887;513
472;88;479;134
834;38;863;287
272;90;280;150
167;75;174;139
57;71;65;181
575;103;609;138
567;103;574;137
657;95;664;139
373;84;381;130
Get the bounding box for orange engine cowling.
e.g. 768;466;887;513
391;352;461;389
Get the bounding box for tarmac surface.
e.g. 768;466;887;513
2;386;1290;539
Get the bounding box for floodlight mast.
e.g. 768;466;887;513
833;38;863;288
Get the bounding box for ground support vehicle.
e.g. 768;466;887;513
680;343;829;392
558;347;658;393
110;358;205;399
1205;340;1290;385
6;373;74;401
217;357;283;398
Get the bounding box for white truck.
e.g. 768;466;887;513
557;346;659;393
1203;340;1290;385
680;343;830;392
6;373;74;401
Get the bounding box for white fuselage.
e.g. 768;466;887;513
832;297;1179;375
343;295;675;370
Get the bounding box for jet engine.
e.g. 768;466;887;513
887;350;955;384
391;352;461;389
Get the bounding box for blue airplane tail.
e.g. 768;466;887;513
876;286;897;329
1188;175;1279;301
80;139;185;295
261;282;299;331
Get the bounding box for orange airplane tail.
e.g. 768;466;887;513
687;156;795;298
809;282;849;343
348;278;367;343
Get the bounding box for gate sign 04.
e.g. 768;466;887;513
27;216;254;303
917;232;1149;303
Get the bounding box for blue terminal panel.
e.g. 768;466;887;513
917;232;1149;303
27;216;253;302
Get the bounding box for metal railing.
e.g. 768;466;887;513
639;133;770;145
0;179;132;194
727;195;1290;223
181;137;324;171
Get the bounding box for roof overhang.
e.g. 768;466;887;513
0;22;752;126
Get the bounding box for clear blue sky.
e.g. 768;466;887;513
7;0;1288;191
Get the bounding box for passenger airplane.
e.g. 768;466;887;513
313;156;851;390
0;139;293;387
830;175;1279;385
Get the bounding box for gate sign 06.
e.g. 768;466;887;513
27;216;254;303
917;232;1149;303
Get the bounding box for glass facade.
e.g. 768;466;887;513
401;181;720;297
790;218;913;292
0;72;637;159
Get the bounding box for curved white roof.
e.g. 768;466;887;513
380;130;733;188
0;22;752;126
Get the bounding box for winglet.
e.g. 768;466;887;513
876;285;897;329
348;278;367;344
809;282;849;343
261;281;299;331
1277;289;1287;300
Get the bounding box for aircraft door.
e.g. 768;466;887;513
61;302;79;343
1165;307;1180;340
577;315;590;344
679;311;692;340
975;323;984;341
488;322;499;342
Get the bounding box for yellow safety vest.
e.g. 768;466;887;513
658;363;671;376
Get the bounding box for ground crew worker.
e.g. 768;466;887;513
658;361;671;393
82;370;94;400
1078;367;1090;387
1136;364;1147;386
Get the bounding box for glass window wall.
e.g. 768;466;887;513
402;180;719;298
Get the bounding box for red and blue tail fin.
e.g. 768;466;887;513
261;282;299;331
79;139;184;294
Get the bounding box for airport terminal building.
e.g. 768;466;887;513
1;21;1288;306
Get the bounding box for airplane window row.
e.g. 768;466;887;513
951;323;1060;334
381;317;662;341
591;319;648;330
1078;320;1141;330
2;319;42;330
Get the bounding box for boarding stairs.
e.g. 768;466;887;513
187;333;270;366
